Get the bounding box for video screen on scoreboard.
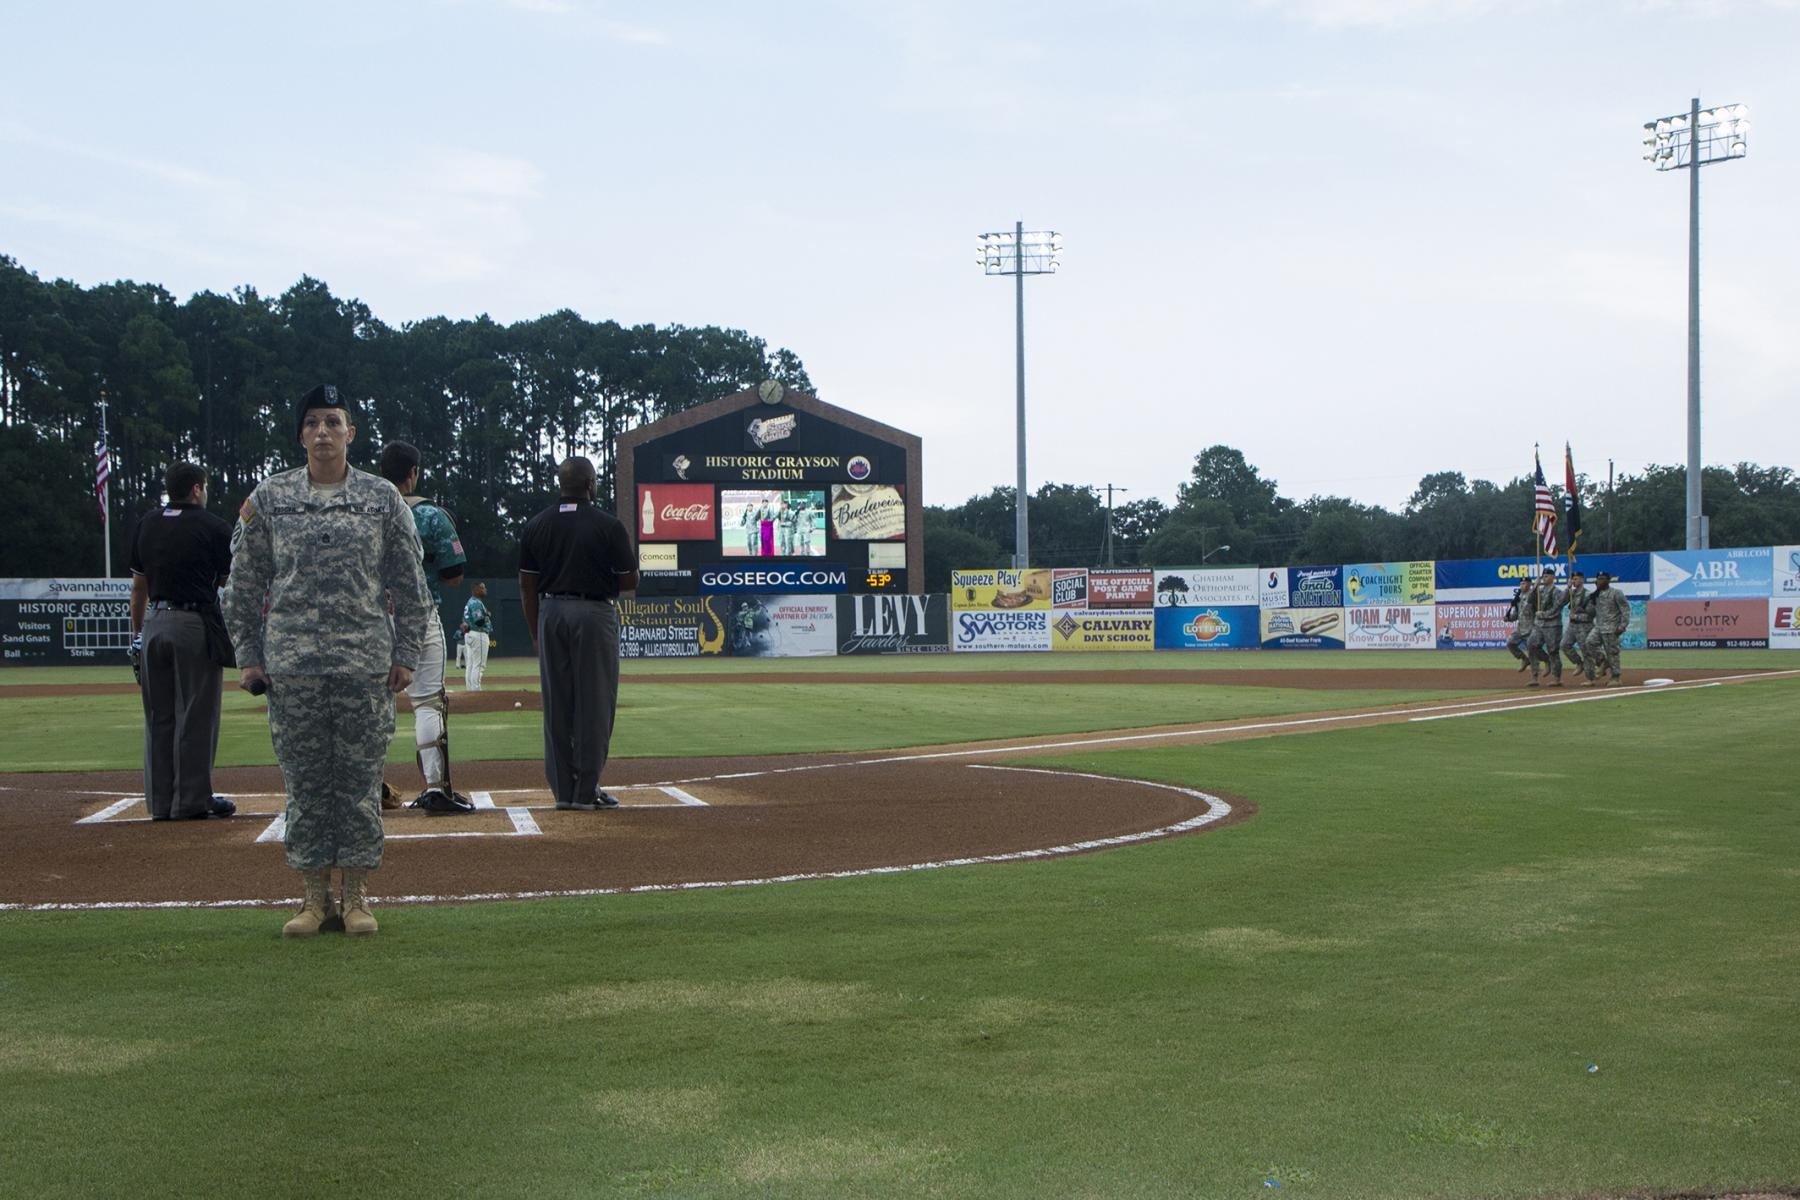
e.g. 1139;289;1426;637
720;489;827;558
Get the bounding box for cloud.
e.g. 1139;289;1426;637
1251;0;1523;28
0;120;237;192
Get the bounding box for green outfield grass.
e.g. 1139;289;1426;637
2;677;1795;1198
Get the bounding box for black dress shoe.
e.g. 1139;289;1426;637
179;796;237;819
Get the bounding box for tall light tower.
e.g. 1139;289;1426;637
978;222;1062;569
1642;99;1750;550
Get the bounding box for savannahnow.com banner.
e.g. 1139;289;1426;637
1050;610;1154;652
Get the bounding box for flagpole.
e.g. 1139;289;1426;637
98;397;111;578
1533;443;1542;576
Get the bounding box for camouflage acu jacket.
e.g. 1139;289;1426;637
224;465;431;675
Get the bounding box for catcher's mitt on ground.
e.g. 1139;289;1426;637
380;782;403;810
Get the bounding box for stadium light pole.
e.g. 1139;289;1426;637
978;222;1062;569
1642;99;1750;550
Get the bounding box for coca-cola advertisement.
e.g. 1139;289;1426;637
636;483;715;541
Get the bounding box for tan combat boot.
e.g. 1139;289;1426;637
282;869;340;939
341;868;379;936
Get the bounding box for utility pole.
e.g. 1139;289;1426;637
1099;483;1128;567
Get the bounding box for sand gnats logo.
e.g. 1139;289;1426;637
747;414;797;449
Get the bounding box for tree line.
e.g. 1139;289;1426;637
0;255;812;577
922;446;1800;590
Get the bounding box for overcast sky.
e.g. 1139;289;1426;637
5;0;1797;510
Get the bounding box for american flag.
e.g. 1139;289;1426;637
94;435;110;519
1533;449;1557;556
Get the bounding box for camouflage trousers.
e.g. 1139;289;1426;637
267;674;395;870
1562;620;1592;675
1526;620;1562;678
1506;627;1532;662
1583;629;1624;680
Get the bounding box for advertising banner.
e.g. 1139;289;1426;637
1646;599;1769;649
1153;605;1261;650
1259;607;1346;650
1770;600;1800;649
1345;605;1436;650
1151;568;1260;608
1050;609;1155;652
1343;562;1435;607
1433;602;1515;650
951;568;1051;611
636;484;715;541
835;594;950;655
1257;568;1289;610
952;608;1052;652
1651;547;1774;600
828;484;906;541
1288;565;1345;609
723;594;838;657
617;596;727;658
1052;569;1089;609
0;577;134;666
1770;546;1800;598
638;544;680;571
698;563;849;594
1087;570;1155;609
1433;552;1650;602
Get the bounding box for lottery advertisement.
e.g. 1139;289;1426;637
950;568;1051;611
1770;546;1800;598
1344;604;1437;650
1086;570;1156;609
1433;602;1515;649
1650;547;1773;600
1153;605;1260;650
1343;562;1435;607
617;596;727;658
1150;568;1260;609
0;577;134;666
1050;610;1155;652
722;594;839;657
952;608;1052;652
1770;599;1800;649
1645;599;1769;649
1259;607;1346;650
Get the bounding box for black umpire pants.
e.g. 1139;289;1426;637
537;596;622;807
140;607;223;819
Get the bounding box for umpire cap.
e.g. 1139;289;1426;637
297;384;352;436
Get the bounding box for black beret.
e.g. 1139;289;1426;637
297;384;351;435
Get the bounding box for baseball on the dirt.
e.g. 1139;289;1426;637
513;701;522;708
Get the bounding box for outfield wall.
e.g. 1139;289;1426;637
4;545;1797;664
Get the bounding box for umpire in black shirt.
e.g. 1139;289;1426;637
518;456;638;811
128;462;236;820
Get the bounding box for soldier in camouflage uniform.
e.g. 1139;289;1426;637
1504;580;1536;672
1584;570;1631;687
1524;567;1566;687
379;441;472;815
225;386;431;939
1560;570;1594;679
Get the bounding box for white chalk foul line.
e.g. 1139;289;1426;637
1409;679;1723;721
0;766;1232;912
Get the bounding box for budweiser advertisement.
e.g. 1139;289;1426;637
636;484;716;541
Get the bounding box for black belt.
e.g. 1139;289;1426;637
543;592;613;603
151;600;213;612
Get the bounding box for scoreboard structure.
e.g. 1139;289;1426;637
616;384;923;597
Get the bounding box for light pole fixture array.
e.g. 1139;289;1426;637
978;221;1063;569
1642;99;1750;550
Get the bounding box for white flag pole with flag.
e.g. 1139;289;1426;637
95;398;111;577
